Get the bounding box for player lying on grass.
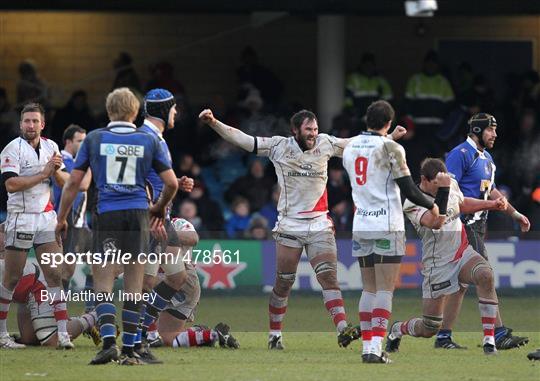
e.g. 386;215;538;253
0;224;98;348
88;218;239;350
385;158;507;355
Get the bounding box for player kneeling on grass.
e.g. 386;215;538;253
149;218;239;349
385;158;506;355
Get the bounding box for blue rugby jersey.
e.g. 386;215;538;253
74;122;171;214
445;136;496;223
53;150;87;227
138;120;172;203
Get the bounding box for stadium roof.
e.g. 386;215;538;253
3;0;540;15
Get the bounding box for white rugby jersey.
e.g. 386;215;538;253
342;131;410;232
256;133;348;219
1;137;64;213
171;217;196;266
404;179;469;267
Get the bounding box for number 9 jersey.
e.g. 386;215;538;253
74;122;172;214
342;131;410;234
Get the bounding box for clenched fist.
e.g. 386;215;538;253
390;125;407;141
434;172;451;187
199;109;216;126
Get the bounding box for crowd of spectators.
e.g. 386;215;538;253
1;47;539;239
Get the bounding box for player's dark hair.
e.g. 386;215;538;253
62;124;86;143
20;102;45;120
366;100;394;131
290;110;317;131
420;157;447;181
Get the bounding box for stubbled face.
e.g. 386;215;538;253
20;111;44;141
295;118;318;151
481;125;497;149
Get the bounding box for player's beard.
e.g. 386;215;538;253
296;134;316;151
21;130;38;141
482;136;495;149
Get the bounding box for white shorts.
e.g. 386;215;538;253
4;211;57;250
422;246;481;299
163;266;200;321
27;293;57;345
144;249;186;277
272;215;336;260
352;231;405;257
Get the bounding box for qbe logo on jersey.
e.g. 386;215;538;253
100;143;144;185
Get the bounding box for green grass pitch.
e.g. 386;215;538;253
1;294;539;381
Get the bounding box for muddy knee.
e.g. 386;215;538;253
274;272;296;296
314;261;338;289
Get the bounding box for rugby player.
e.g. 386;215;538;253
199;108;405;350
56;88;178;365
385;158;506;355
153;218;239;350
438;113;529;350
342;100;438;363
0;103;72;349
52;124;92;290
135;88;194;362
0;223;97;347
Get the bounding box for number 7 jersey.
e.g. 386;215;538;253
342;131;410;233
74;122;172;214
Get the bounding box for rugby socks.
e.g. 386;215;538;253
95;296;117;349
147;326;159;342
268;289;287;337
134;302;146;351
49;286;68;334
148;321;158;335
142;282;177;335
122;300;141;356
0;284;13;335
172;327;217;348
371;290;393;356
83;275;95;313
393;318;422;338
323;289;348;333
359;291;375;355
71;311;97;332
479;298;498;346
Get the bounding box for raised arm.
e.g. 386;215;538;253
199;109;255;152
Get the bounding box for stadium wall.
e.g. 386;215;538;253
0;12;539;114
